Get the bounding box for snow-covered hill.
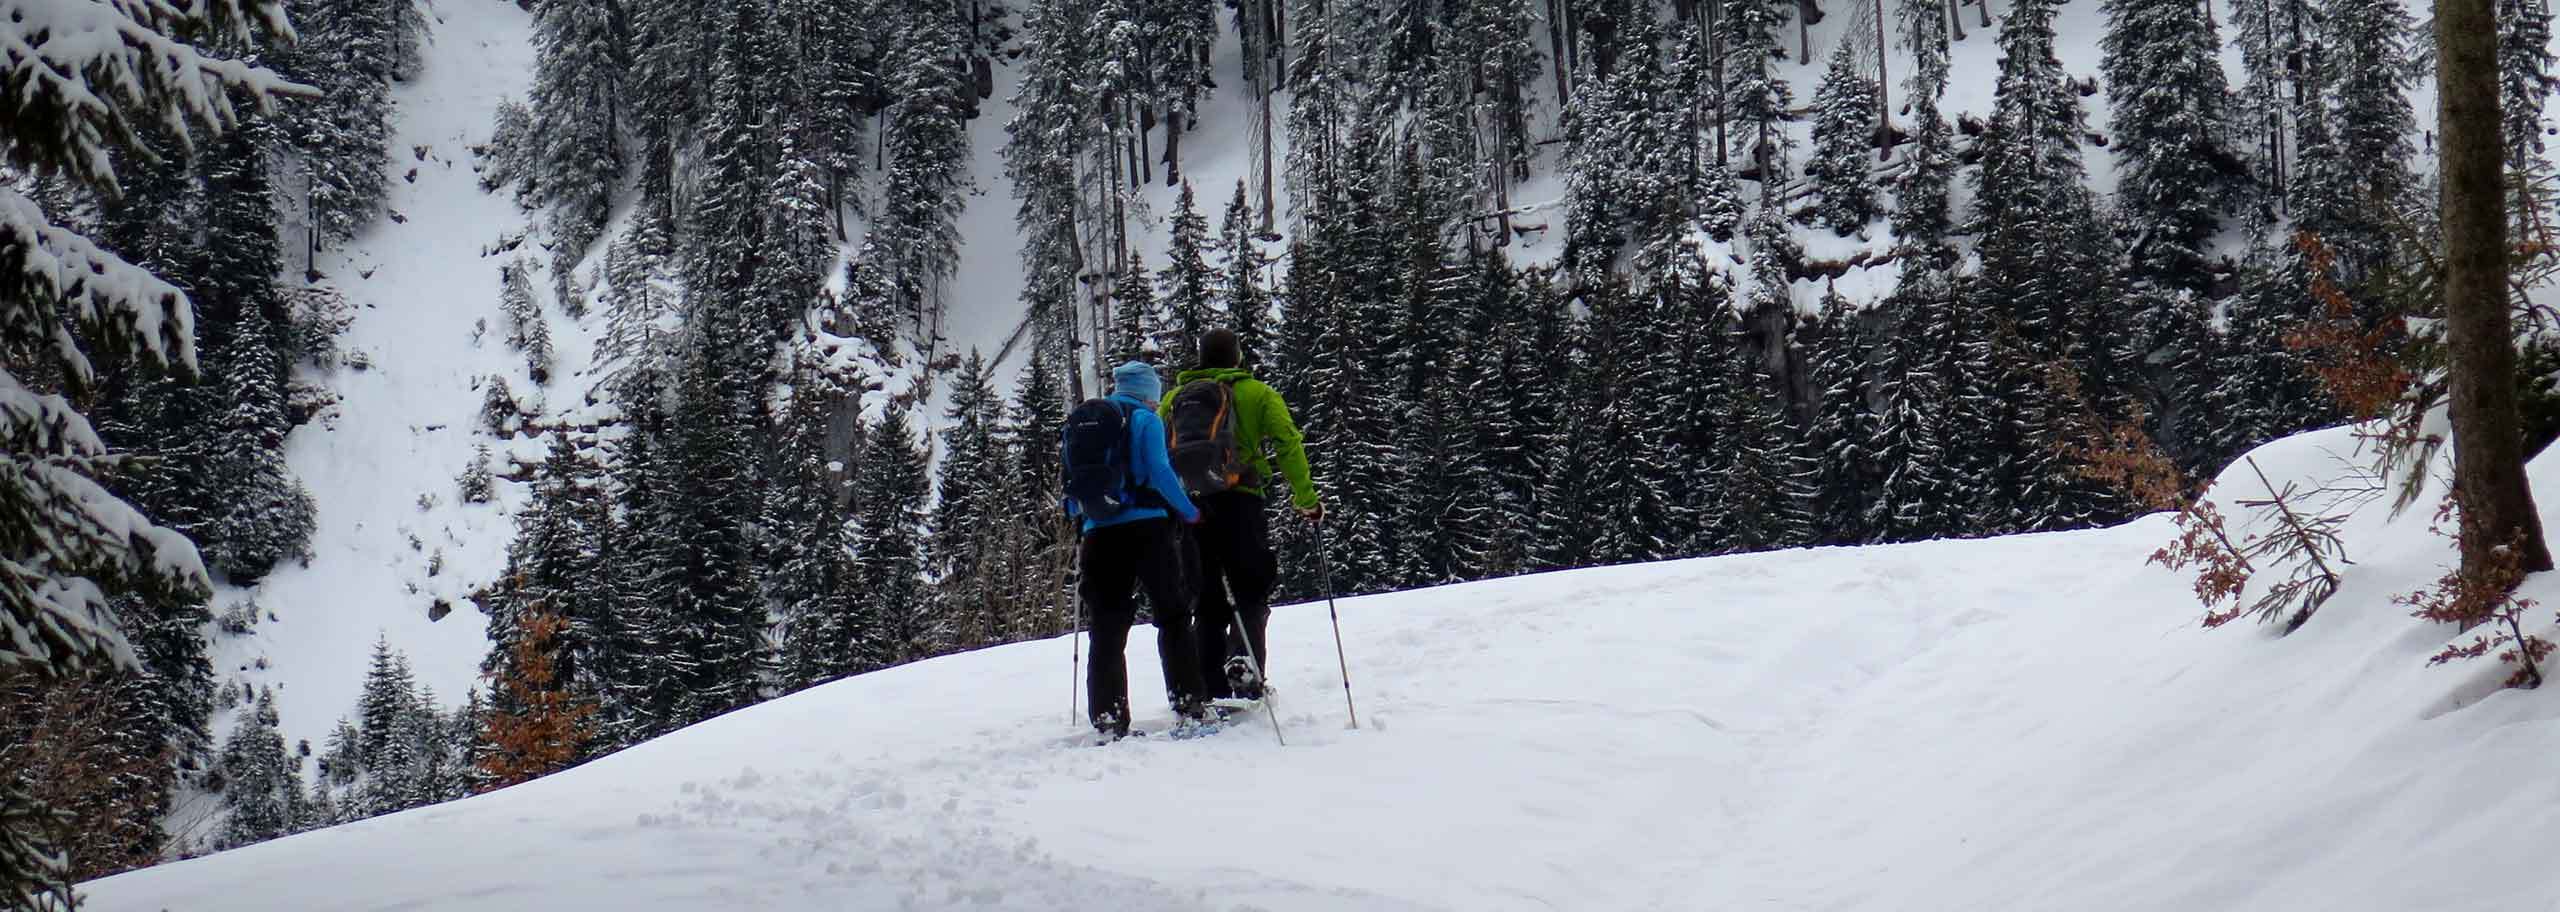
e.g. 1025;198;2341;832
97;428;2560;910
238;0;2240;753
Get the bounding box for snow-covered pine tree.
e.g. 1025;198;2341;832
2103;0;2234;290
1150;0;1221;182
1971;0;2097;351
186;121;320;583
2499;0;2557;167
1217;182;1273;364
683;0;780;340
1391;236;1495;587
1893;0;1958;261
1162;182;1219;361
658;313;772;727
1807;40;1880;236
215;691;299;850
624;0;715;212
880;3;978;336
483;432;611;723
759;119;840;335
854;406;940;664
2227;0;2321;211
1111;253;1160;364
500;258;556;382
1721;0;1796;192
771;376;869;691
776;0;877;231
2316;0;2419;278
526;0;626;298
282;0;406;246
931;354;1011;649
997;354;1073;639
1868;272;1960;542
592;378;687;748
357;638;419;772
1471;256;1568;574
1804;290;1877;545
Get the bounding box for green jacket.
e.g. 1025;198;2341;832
1162;367;1320;510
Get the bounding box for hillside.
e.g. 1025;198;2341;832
89;429;2560;910
232;0;2391;751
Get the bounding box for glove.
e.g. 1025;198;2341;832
1297;502;1323;523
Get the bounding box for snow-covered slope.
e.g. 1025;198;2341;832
224;0;546;745
96;429;2560;910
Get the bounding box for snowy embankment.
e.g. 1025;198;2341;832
88;428;2560;910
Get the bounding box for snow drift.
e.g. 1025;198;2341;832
86;427;2560;910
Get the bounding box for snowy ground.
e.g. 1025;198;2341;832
219;0;543;749
93;428;2560;910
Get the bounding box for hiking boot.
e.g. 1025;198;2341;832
1223;657;1262;700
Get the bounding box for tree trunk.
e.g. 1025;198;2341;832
1948;0;1965;41
2438;0;2557;575
1548;0;1573;108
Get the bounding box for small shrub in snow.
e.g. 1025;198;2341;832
2153;456;2358;632
284;285;355;368
2401;499;2551;688
458;446;496;504
217;602;262;637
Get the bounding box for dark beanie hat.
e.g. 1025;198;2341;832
1199;328;1242;369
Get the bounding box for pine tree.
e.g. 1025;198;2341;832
1722;0;1796;191
1112;254;1160;364
500;258;556;382
1804;291;1876;545
1162;182;1220;360
2319;0;2419;276
1807;40;1881;235
854;407;939;664
1893;0;1958;261
2103;0;2234;290
880;4;978;333
526;0;627;291
283;0;404;245
659;316;772;727
1218;182;1274;363
216;691;298;850
772;379;871;691
2500;0;2557;166
478;607;595;789
997;354;1074;639
2228;0;2320;211
930;354;1011;649
357;638;418;772
684;1;780;339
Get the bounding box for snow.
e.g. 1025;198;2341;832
214;0;543;747
89;425;2560;910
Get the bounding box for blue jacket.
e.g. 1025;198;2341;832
1068;393;1200;534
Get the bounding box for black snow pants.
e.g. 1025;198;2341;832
1080;517;1206;734
1187;491;1278;699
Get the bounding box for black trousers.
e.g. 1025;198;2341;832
1188;492;1277;699
1080;518;1205;733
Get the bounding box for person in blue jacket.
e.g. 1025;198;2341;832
1072;361;1208;738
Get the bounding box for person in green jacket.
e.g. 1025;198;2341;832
1161;328;1320;701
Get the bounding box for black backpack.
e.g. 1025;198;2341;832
1166;378;1259;498
1060;397;1150;520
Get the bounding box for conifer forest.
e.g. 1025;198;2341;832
4;0;2558;899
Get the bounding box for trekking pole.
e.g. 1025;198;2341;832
1315;516;1360;730
1070;592;1083;725
1231;605;1286;746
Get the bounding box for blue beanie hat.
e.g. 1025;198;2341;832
1111;361;1163;403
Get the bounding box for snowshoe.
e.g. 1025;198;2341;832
1223;657;1263;700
